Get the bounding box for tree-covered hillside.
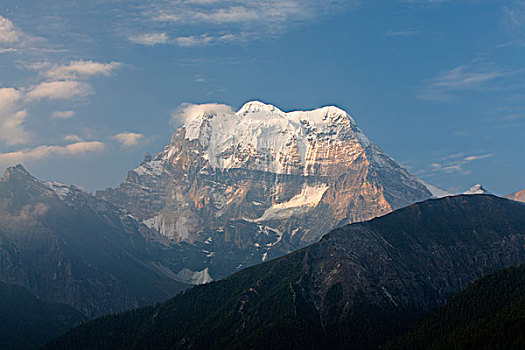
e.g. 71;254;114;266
0;281;85;349
384;264;525;349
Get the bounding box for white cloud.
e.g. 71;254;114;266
432;66;508;89
0;15;47;53
175;34;214;47
194;74;205;82
112;132;144;146
149;0;345;26
463;153;494;162
0;15;21;44
133;0;353;46
171;102;234;127
45;60;121;80
52;110;76;119
0;88;29;145
192;6;260;23
173;32;246;46
0;48;17;54
418;64;514;100
63;134;83;142
128;32;168;45
503;3;525;33
386;29;418;37
0;141;105;165
26;80;92;101
419;152;495;176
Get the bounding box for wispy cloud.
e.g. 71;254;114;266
418;63;514;101
463;153;494;162
127;0;354;47
112;132;144;147
0;15;21;44
128;32;169;45
26;80;93;101
0;15;123;167
45;60;121;80
128;29;251;47
0;88;28;145
0;15;49;54
52;110;76;119
0;141;105;165
22;59;122;103
171;102;234;127
147;0;346;26
192;6;260;23
419;152;495;176
174;33;245;47
62;134;83;142
193;74;205;83
503;2;525;33
386;29;418;37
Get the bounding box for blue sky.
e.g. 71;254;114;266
0;0;524;195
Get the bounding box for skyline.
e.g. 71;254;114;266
0;0;524;195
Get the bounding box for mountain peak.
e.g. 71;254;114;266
236;101;351;122
1;164;34;183
317;105;348;116
464;184;490;195
176;101;364;174
237;101;282;114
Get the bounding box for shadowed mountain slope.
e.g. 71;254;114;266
384;264;525;349
0;281;85;350
0;165;190;318
46;195;525;349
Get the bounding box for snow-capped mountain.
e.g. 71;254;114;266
505;189;525;203
97;101;439;281
463;184;490;195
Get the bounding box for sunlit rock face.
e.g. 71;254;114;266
505;189;525;203
97;101;434;280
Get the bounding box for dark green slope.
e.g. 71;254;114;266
0;281;85;349
385;264;525;349
46;195;525;349
44;253;312;350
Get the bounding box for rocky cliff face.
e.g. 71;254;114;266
0;165;189;318
98;101;435;281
